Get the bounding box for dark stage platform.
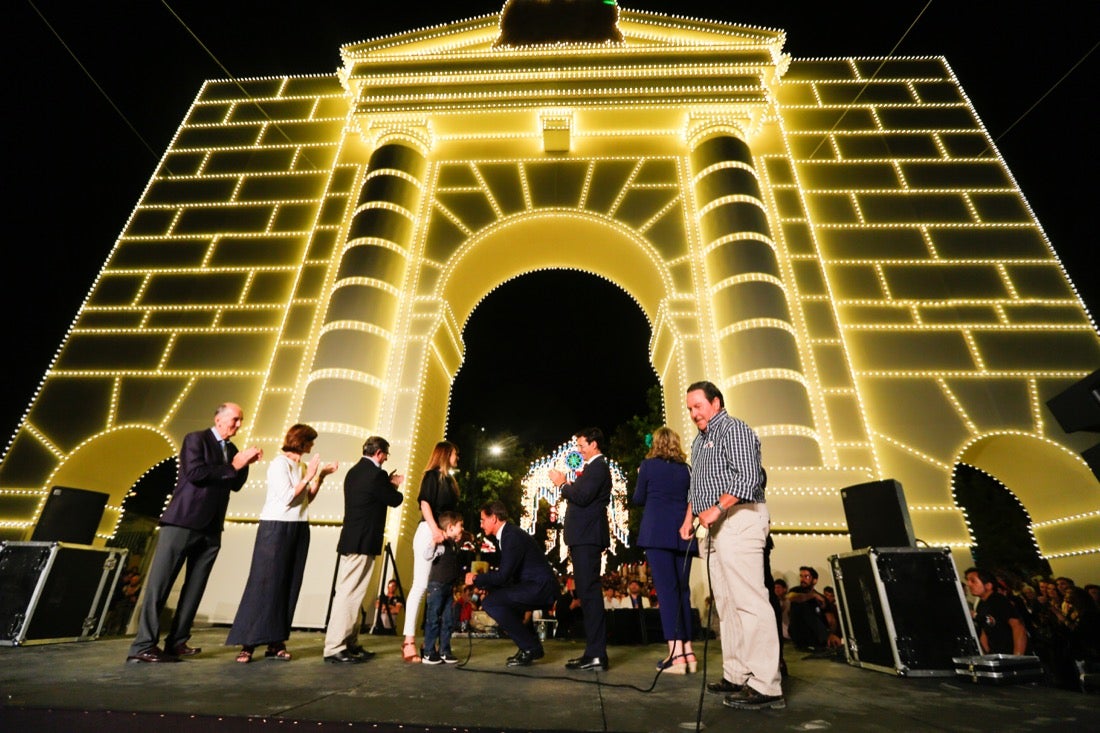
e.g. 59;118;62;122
0;626;1094;732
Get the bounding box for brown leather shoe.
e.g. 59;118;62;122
126;647;181;663
172;642;201;656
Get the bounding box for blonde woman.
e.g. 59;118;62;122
402;440;460;662
633;426;698;673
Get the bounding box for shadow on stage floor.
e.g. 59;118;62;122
0;626;1095;733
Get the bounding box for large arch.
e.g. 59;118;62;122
958;433;1099;580
36;427;176;546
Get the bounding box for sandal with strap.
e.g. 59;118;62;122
265;644;291;661
236;648;254;664
402;640;421;663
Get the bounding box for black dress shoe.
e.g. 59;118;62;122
506;647;545;667
323;650;363;664
172;642;201;656
506;645;544;664
706;678;743;694
126;647;181;664
347;646;376;660
565;655;608;671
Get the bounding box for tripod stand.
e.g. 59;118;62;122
368;541;407;635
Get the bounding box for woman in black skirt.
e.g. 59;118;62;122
227;424;337;662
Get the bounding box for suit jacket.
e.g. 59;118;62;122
474;522;555;592
561;454;611;549
337;456;403;556
633;457;695;553
160;428;249;533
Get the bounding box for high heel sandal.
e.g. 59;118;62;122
683;653;698;674
402;640;421;663
236;647;254;664
658;654;691;675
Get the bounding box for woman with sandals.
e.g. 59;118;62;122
401;440;461;663
227;424;337;662
633;426;699;674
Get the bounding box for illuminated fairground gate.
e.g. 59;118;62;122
1;7;1096;627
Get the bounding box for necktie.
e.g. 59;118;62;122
220;440;228;462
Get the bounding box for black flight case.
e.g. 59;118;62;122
0;540;128;646
828;546;981;676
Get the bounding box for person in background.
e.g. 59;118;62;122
965;567;1028;656
374;579;404;635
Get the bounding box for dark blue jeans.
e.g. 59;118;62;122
422;580;454;655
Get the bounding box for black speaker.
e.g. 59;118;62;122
1046;368;1100;433
29;487;109;545
841;479;915;551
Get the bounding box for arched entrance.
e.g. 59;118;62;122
957;434;1100;581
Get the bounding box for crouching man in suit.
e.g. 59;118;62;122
465;501;557;667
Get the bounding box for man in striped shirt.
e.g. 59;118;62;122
680;381;784;711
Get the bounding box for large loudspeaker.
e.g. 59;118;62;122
29;487;109;545
1045;368;1100;433
840;479;915;551
1046;369;1100;479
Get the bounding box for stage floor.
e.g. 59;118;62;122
0;626;1094;732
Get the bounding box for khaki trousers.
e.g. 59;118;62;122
323;553;374;656
703;502;783;697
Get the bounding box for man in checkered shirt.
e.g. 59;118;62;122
679;380;784;711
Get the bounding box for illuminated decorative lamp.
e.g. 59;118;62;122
494;0;624;47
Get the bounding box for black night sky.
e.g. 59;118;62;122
7;1;1098;452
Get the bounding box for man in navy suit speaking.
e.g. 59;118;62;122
127;402;263;663
549;427;612;671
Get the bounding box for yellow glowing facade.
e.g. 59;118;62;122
1;9;1097;625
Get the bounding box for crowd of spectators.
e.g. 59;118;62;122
976;570;1100;689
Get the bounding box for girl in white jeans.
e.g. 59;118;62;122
402;440;460;662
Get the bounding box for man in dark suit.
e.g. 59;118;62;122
322;435;404;663
549;427;612;671
466;500;557;667
127;402;263;662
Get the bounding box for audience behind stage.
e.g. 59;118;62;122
785;566;843;652
960;567;1100;690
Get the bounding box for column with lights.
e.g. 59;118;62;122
689;124;820;466
299;138;428;439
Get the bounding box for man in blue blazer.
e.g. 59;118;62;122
549;427;612;671
466;500;557;667
127;403;263;663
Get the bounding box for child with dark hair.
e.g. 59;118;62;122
421;510;464;664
